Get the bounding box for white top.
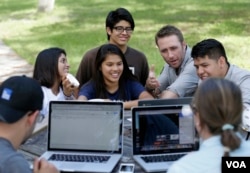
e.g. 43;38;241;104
167;135;250;173
40;86;65;117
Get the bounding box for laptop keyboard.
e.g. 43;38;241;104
49;154;110;163
141;153;185;163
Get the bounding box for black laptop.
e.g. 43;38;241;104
138;97;193;107
132;105;199;172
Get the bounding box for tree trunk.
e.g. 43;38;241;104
37;0;55;12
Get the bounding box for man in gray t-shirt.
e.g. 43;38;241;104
0;76;59;173
191;38;250;135
191;38;250;106
145;25;199;98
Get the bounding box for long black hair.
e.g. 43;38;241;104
33;47;66;88
92;44;138;99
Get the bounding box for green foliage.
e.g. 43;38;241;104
0;0;250;76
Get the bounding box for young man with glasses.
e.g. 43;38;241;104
75;7;149;96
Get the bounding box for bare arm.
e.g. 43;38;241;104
124;91;154;109
124;100;139;110
77;95;88;101
160;90;179;99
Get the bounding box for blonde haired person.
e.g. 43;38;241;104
168;78;250;173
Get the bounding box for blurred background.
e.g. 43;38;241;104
0;0;249;75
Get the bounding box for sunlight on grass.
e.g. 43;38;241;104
0;0;250;76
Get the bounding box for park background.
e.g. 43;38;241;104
0;0;249;76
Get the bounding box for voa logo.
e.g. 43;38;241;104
226;161;246;168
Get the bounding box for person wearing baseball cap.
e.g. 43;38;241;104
0;76;60;173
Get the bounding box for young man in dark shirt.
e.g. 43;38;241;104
75;8;149;96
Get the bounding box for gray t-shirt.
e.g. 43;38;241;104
225;64;250;106
157;46;199;97
0;138;32;173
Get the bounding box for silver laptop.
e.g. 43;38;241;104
132;105;199;172
138;97;193;107
40;101;123;173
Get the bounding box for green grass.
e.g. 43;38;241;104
0;0;250;76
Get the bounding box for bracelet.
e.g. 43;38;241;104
154;87;161;94
152;88;161;98
145;86;154;92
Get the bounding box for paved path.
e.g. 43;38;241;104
0;40;33;84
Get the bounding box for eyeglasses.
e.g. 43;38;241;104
113;26;133;34
37;113;45;123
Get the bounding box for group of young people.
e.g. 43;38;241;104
34;7;250;114
0;6;250;173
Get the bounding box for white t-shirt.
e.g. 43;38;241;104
40;86;65;117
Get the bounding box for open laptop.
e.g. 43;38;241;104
138;97;193;107
132;105;199;172
39;100;123;173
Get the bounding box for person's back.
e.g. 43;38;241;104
0;138;31;172
167;135;250;173
75;7;149;92
0;76;59;173
167;78;250;173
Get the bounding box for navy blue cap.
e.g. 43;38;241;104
0;76;43;123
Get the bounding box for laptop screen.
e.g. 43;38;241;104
138;97;193;107
132;105;198;155
48;101;123;153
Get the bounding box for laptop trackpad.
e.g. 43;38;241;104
53;162;85;172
